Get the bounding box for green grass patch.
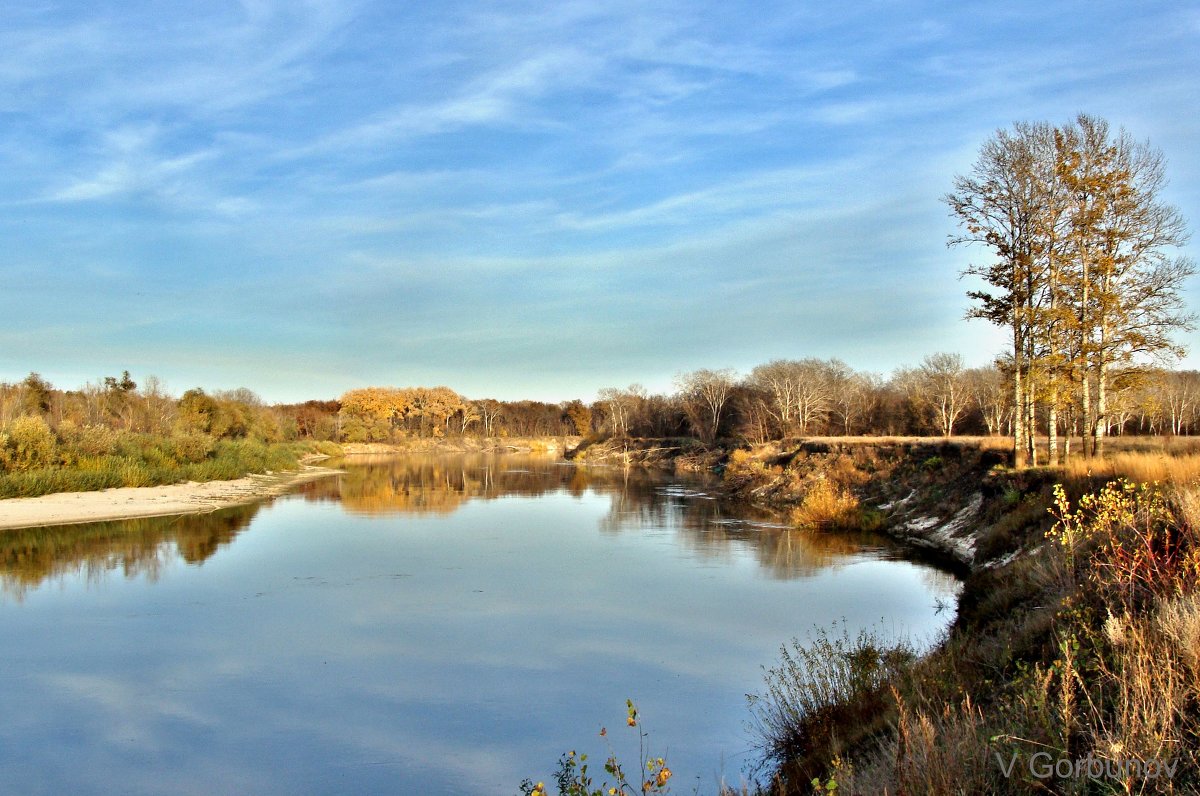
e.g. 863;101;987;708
0;438;320;499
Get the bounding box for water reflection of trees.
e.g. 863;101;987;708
0;455;960;597
0;505;259;600
596;483;897;579
298;454;686;516
306;455;955;581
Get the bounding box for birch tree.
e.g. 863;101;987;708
948;114;1194;464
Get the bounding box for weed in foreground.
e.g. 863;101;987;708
519;701;672;796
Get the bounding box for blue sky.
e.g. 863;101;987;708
2;1;1198;402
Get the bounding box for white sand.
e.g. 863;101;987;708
0;465;340;530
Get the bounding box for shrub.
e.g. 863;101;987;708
2;415;57;471
1049;479;1200;608
519;701;672;796
59;423;119;459
0;433;305;498
170;432;216;464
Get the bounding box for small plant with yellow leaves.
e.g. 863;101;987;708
518;700;673;796
1048;479;1199;607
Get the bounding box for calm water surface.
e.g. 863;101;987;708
0;454;959;795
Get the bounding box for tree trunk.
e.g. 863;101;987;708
1081;364;1093;458
1013;327;1028;468
1047;400;1059;466
1094;357;1108;458
1027;395;1038;466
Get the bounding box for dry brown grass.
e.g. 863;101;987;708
1157;594;1200;683
758;467;1200;795
1108;436;1200;455
789;478;862;529
1173;482;1200;533
792;435;1006;447
1095;613;1189;770
1063;452;1200;485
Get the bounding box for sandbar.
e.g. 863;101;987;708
0;465;341;531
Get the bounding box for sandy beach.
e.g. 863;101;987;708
0;465;341;531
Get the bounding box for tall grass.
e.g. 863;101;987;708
788;479;864;529
1063;452;1200;485
748;623;917;783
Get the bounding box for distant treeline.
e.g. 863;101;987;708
335;358;1200;447
1;357;1197;475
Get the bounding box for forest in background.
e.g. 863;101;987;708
0;354;1197;499
1;357;1199;465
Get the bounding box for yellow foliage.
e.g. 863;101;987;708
1;415;57;472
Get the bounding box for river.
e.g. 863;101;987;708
0;453;958;795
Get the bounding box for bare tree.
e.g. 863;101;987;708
965;365;1011;436
597;385;646;437
827;361;878;436
475;399;504;437
1154;370;1200;435
747;359;835;436
900;353;971;437
675;369;736;442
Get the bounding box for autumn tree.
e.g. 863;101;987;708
177;388;218;435
947;123;1046;463
948;114;1194;464
137;375;177;436
562;400;592;436
1056;115;1194;456
20;372;53;416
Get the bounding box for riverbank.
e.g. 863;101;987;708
569;435;1008;567
0;463;342;530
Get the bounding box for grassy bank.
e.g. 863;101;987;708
0;417;341;499
734;444;1200;794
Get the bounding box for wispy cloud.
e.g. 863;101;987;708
0;0;1196;398
44;125;215;203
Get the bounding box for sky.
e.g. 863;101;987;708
2;1;1198;403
